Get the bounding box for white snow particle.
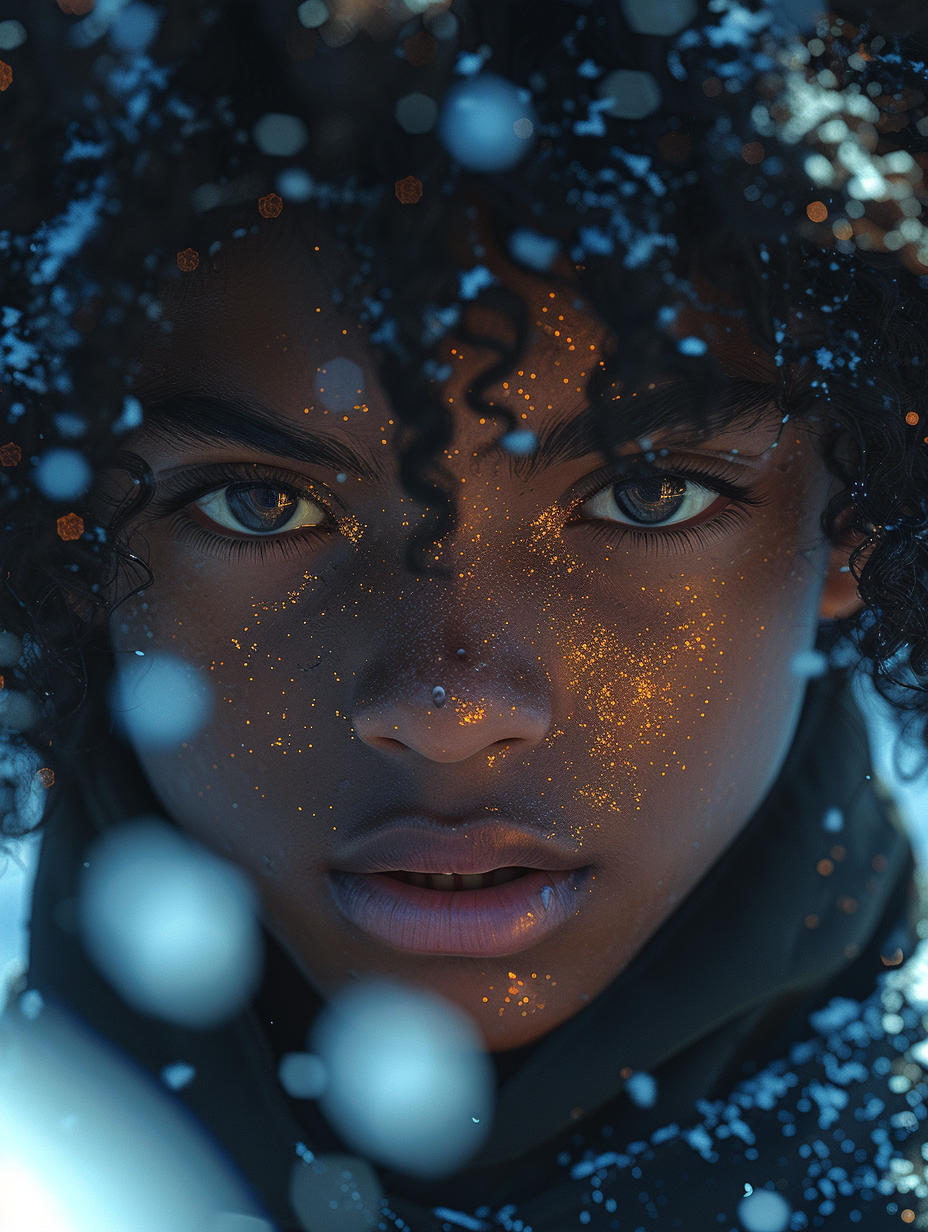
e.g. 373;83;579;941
252;113;309;158
161;1062;196;1090
278;1052;328;1100
822;807;843;833
625;1071;657;1108
598;70;662;120
396;93;439;135
621;0;697;36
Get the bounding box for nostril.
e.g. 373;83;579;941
367;736;408;753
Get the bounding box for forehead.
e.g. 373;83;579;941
138;216;785;458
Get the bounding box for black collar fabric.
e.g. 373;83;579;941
27;667;914;1228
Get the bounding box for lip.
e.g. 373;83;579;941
328;817;590;956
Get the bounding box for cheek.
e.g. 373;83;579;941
534;504;829;879
107;565;347;875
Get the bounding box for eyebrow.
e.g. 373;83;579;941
509;376;781;479
136;392;387;480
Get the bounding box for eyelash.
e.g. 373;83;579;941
568;457;768;556
151;463;337;563
150;456;766;563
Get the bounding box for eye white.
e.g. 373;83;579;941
578;476;718;527
194;486;327;535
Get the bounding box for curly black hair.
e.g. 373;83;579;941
2;0;928;839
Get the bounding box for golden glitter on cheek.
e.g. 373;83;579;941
339;514;364;545
553;606;716;813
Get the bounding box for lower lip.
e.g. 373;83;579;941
328;867;587;957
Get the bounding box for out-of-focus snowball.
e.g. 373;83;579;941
277;167;315;202
289;1153;383;1232
78;818;263;1029
625;1071;657;1108
0;20;27;49
0;631;23;664
822;807;844;833
438;74;536;172
508;228;559;271
597;69;662;120
34;449;93;501
0;690;40;731
312;979;494;1177
737;1187;792;1232
395;92;438;134
252;113;309;158
426;9;458;39
791;648;828;678
774;0;828;30
278;1052;327;1099
500;429;538;456
0;1003;270;1232
112;395;144;434
110;651;213;749
297;0;328;27
678;336;708;356
621;0;696;35
108;2;160;52
316;358;365;414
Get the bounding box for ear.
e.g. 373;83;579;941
819;528;867;623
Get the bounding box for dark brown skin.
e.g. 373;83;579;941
110;228;863;1051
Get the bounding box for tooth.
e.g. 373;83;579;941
408;872;429;888
430;873;456;890
459;873;484;890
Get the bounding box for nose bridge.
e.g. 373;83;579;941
350;577;553;764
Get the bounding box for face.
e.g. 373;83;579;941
107;225;858;1051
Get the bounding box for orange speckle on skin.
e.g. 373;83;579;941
0;442;21;466
37;767;55;788
905;411;919;426
177;247;199;272
807;201;828;223
56;512;84;541
0;61;11;92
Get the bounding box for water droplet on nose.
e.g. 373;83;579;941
456;648;466;658
431;686;446;708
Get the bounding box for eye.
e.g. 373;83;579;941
194;482;327;536
577;474;720;528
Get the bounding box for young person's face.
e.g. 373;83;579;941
112;228;861;1050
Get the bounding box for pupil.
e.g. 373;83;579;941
226;484;296;532
615;476;687;525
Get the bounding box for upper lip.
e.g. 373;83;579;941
330;816;586;875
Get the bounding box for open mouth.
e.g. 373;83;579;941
383;867;531;891
329;865;587;956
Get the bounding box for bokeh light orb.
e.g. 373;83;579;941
312;979;494;1177
78;818;263;1029
110;650;213;749
438;74;536;172
737;1187;792;1232
0;1002;272;1231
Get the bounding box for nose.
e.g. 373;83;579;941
352;661;552;764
